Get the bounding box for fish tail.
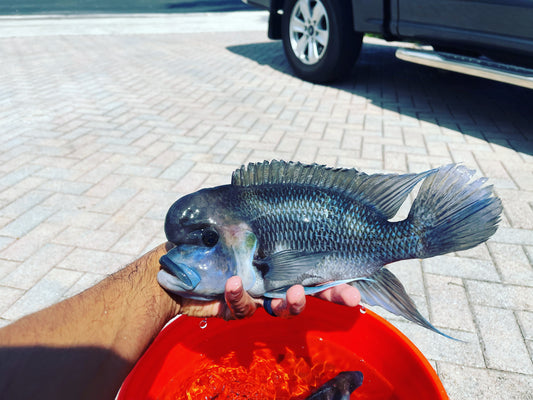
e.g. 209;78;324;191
408;164;502;258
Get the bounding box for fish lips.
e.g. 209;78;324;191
158;249;201;292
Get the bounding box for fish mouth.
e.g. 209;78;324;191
158;251;201;292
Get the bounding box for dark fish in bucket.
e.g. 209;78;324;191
158;160;502;337
304;371;363;400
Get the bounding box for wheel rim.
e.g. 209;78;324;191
288;0;330;65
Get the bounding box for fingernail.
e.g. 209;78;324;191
225;277;242;299
290;298;305;315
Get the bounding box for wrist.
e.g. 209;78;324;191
106;243;182;362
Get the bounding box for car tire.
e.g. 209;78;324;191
281;0;363;83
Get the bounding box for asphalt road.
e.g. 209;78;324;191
0;0;253;15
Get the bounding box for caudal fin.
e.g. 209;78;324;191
409;164;502;258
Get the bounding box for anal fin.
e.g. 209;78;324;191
352;268;458;340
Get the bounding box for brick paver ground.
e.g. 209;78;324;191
0;12;532;399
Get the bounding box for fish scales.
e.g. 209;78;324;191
158;160;502;338
231;184;415;270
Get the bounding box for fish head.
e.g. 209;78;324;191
158;188;258;300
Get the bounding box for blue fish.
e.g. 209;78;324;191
304;371;363;400
158;161;502;337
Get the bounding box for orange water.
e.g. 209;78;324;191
159;340;395;400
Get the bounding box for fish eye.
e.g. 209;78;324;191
201;228;219;247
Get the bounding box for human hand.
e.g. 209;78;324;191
178;276;361;320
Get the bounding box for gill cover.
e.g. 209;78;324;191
158;230;259;300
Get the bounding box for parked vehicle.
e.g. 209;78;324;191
242;0;533;88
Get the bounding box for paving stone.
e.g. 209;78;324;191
46;209;109;230
496;188;533;227
115;164;162;178
438;362;533;400
387;259;425;296
38;179;92;195
109;218;161;256
361;140;383;160
0;206;56;238
0;285;24;315
466;280;533;310
450;149;478;167
425;274;476;332
2;268;82;321
41;192;99;213
489;227;533;246
0;222;65;262
0;165;41;190
84;173;129;198
0;243;73;290
516;310;533;341
34;166;85;181
423;254;500;282
56;248;134;275
0;259;19;281
90;187;138;215
61;272;106;299
527;340;533;362
52;226;122;251
158;159;195;181
387;319;484;367
100;198;158;232
454;241;493;261
0;235;14;252
525;245;533;265
144;199;176;222
508;169;533;191
488;242;533;286
0;189;52;219
473;305;533;374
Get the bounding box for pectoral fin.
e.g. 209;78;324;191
352;268;458;340
262;250;328;281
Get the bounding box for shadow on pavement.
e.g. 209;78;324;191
228;40;533;157
0;346;129;399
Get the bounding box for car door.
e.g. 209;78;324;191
391;0;533;57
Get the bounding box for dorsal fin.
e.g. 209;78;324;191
231;160;436;219
232;160;356;186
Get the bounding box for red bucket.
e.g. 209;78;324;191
118;297;448;399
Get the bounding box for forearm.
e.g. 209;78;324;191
0;243;178;399
0;242;361;399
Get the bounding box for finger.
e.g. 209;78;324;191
315;284;360;307
286;284;306;315
268;285;306;318
224;276;258;320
